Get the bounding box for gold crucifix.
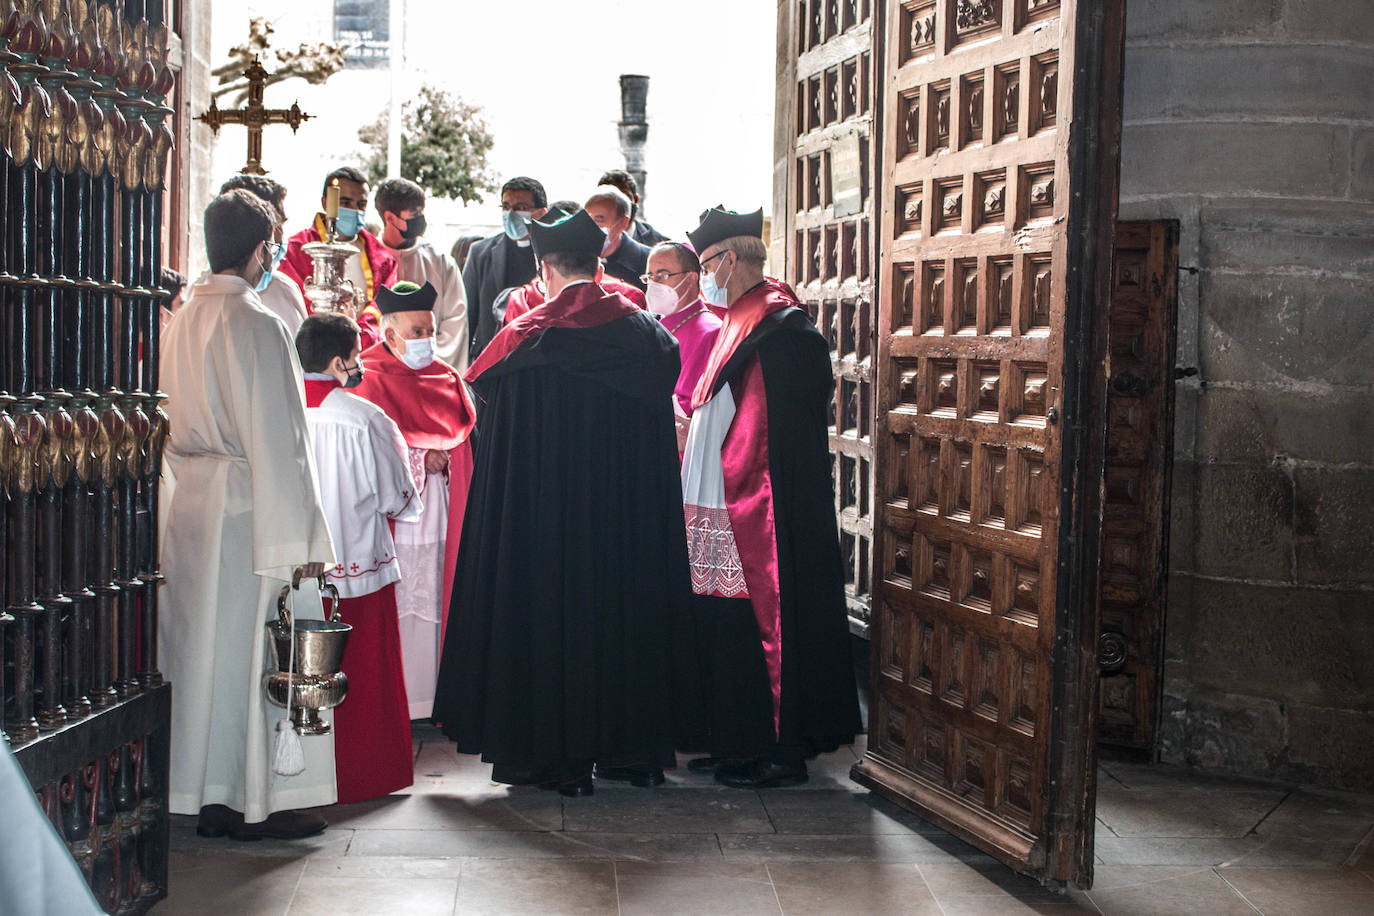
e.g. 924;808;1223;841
196;57;310;175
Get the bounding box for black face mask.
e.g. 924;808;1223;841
342;363;365;388
401;213;427;241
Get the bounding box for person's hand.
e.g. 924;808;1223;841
424;449;450;475
301;562;326;580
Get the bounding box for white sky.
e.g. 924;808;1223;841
208;0;777;252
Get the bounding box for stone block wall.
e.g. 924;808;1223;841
1118;0;1374;789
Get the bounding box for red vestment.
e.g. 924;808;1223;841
352;346;476;651
500;274;646;328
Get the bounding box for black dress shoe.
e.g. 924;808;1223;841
595;764;666;787
715;759;808;789
229;809;328;841
196;804;245;839
557;772;595;798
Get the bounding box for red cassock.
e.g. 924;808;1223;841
352;345;477;650
325;583;413;804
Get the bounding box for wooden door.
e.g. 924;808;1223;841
1097;221;1178;754
851;0;1125;886
775;0;883;635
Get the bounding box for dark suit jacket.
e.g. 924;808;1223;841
463;232;538;358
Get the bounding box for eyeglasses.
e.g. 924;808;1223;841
639;269;692;285
699;249;731;274
264;241;285;261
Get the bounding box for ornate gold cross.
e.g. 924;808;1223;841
196;57;310;175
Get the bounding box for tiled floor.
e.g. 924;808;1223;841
161;726;1374;915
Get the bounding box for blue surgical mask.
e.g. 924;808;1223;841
336;207;364;238
397;335;435;371
255;244;283;293
502;210;533;242
700;259;732;307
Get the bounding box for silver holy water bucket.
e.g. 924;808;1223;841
301;239;360;314
263;577;351;736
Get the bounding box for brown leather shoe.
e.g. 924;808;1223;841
197;804;246;838
229;809;328;841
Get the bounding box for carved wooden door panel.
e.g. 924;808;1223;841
851;0;1125;885
1097;221;1178;753
776;0;882;635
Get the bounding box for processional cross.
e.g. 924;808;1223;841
196;57;310;175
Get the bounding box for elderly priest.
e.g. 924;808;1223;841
353;281;476;720
680;206;861;789
434;210;703;796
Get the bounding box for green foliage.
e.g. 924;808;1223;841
359;86;499;204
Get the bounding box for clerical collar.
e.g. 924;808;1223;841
303;372;336;381
514;237;531;248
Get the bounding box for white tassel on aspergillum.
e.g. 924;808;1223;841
273;718;306;776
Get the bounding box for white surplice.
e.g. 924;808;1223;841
382;239;469;370
304;383;422;598
159;271;337;822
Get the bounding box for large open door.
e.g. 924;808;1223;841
773;0;884;636
850;0;1125;886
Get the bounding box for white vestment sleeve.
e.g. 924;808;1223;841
373;410;423;523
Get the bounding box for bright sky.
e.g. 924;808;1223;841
207;0;777;255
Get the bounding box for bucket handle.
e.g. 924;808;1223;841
278;570;342;625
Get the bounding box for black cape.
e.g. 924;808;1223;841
433;309;704;776
695;306;863;759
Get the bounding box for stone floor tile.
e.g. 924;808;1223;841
934;898;1091;914
1093;834;1260;866
615;861;781;916
347;827;721;860
1218;865;1374;915
456;859;617;915
759;789;942;835
1084;866;1255;915
917;861;1064;899
720;832;994;864
562;786;773;834
322;790;563;831
1253;789;1374;857
768;862;940;915
287;875;458;916
304;856;464;878
168;825;356;859
1095;776;1287;838
160;851;306;916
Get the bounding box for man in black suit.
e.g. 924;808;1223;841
462;176;548;357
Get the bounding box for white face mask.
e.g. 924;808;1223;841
395;334;435;370
645;274;689;316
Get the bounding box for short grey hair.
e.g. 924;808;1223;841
585;185;632;221
707;235;766;266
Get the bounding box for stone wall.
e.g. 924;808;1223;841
179;0;217;277
1118;0;1374;789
